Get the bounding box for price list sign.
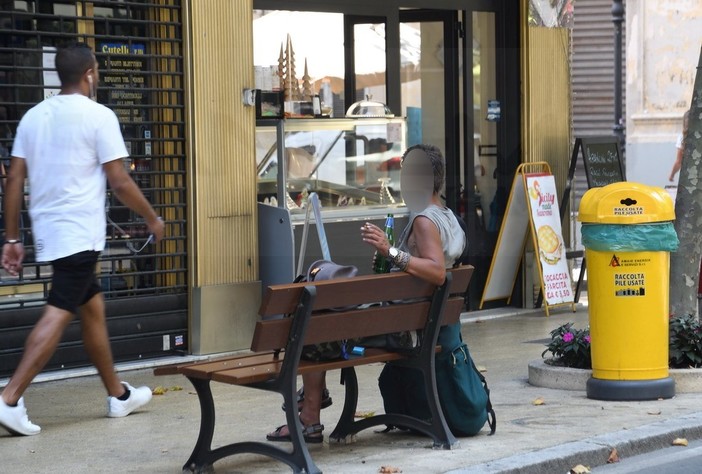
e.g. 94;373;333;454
98;43;147;124
580;137;625;188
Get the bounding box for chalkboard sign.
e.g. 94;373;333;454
580;137;625;188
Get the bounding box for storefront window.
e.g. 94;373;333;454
255;118;406;212
253;10;347;117
0;1;186;307
353;22;387;105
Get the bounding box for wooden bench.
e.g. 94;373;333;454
155;266;473;474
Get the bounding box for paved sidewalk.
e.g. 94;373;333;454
2;304;702;473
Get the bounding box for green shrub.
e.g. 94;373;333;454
543;316;702;370
669;314;702;368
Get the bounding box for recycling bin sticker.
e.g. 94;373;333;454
614;272;646;297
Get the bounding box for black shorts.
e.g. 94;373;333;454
47;251;102;313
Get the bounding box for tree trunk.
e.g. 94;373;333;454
670;46;702;319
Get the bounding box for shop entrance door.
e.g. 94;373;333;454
465;9;501;309
303;2;520;310
398;10;461;211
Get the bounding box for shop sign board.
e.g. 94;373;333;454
525;174;574;305
481;163;575;315
98;42;147;124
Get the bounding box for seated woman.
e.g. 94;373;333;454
266;143;466;443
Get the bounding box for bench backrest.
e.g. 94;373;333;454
251;266;473;353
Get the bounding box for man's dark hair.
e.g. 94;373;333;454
55;42;95;87
402;143;445;194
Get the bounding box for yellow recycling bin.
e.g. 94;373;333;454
579;182;678;401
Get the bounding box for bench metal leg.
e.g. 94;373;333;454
329;366;458;450
329;367;359;441
183;377;217;473
182;376;322;474
419;363;459;450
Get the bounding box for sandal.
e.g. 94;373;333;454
266;421;325;444
281;387;333;412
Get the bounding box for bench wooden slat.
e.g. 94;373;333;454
211;348;406;385
259;266;472;317
447;266;473;296
251;297;464;353
252;301;427;352
178;352;284;379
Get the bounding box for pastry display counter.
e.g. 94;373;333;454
256;118;410;289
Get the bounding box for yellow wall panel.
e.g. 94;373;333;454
522;26;572;203
186;0;257;286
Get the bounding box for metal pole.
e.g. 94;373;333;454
612;0;625;146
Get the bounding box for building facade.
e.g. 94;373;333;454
0;0;573;375
625;0;702;190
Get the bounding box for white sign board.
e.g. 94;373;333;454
525;174;574;305
480;172;530;303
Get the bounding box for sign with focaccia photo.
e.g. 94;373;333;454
480;162;575;315
525;174;574;306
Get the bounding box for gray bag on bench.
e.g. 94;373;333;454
294;259;361;362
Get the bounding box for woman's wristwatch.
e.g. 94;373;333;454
388;247;410;271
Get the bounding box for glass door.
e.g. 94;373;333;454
463;5;522;310
399;10;460;210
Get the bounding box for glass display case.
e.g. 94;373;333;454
256;117;408;219
256;117;410;289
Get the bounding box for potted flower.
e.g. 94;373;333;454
541;322;591;369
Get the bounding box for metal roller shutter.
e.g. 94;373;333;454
571;0;626;207
0;0;187;377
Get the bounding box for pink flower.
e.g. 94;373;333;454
584;335;591;344
562;332;574;343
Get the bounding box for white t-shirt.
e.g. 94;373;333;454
11;94;127;261
676;132;684;150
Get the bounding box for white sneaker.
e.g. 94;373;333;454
106;382;152;418
0;396;41;436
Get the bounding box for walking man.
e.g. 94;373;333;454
0;42;165;436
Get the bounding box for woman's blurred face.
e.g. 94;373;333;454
400;149;434;212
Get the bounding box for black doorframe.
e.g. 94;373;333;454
460;1;523;309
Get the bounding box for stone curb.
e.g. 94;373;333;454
446;412;702;474
528;359;702;393
527;358;591;391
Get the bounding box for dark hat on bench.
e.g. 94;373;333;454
307;260;358;282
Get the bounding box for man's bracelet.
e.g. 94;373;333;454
4;239;22;245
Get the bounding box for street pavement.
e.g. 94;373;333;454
2;302;702;473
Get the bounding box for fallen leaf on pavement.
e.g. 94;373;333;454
569;464;591;473
672;438;688;446
379;466;402;473
532;397;545;406
354;410;375;418
607;448;620;463
152;386;167;395
476;365;487;372
169;385;183;391
647;410;661;415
